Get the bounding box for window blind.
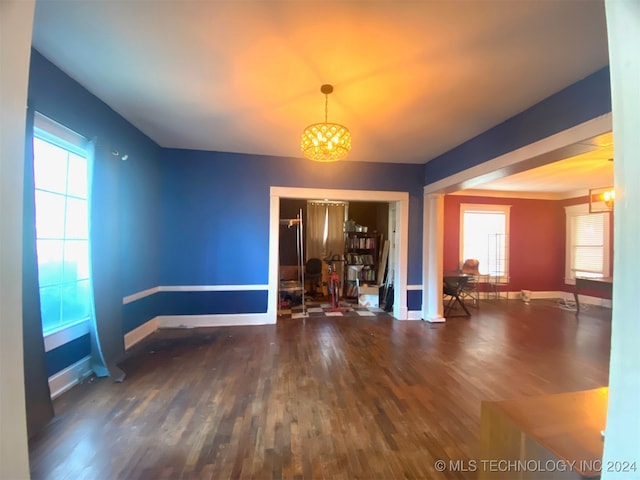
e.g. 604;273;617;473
571;213;605;276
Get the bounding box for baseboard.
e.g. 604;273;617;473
424;314;446;323
48;356;92;400
530;291;563;299
157;313;275;329
405;311;423;320
557;291;612;308
124;317;159;350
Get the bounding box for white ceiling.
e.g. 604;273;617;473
458;132;614;198
32;0;610;168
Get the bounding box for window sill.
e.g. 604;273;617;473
43;318;90;353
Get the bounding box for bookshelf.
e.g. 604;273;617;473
344;232;379;298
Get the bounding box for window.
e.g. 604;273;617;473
565;203;610;283
460;203;511;279
33;114;91;334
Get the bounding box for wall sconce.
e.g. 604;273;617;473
589;186;615;213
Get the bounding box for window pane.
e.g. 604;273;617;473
65;198;88;239
35;191;66;238
37;239;64;287
33;121;92;334
63;241;90;282
571;212;605;278
463;212;506;275
40;285;62;332
575;246;604;272
66;153;87;198
33;138;68;193
575;214;604;246
61;280;92;324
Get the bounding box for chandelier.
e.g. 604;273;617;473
301;84;351;162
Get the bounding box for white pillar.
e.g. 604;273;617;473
422;193;445;322
602;0;640;475
0;1;35;478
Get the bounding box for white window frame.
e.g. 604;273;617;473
459;203;511;282
564;203;610;285
34;112;91;350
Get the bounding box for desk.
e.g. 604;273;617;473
574;277;613;314
443;272;471;317
480;388;607;480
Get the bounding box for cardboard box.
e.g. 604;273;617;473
359;285;379;295
358;285;380;307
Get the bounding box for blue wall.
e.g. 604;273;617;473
28;50;162;297
159;149;425;315
424;67;611;184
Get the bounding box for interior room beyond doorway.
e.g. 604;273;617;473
279;198;391;315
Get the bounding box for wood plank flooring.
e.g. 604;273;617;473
29;299;611;479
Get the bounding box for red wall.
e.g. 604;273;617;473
444;195;566;292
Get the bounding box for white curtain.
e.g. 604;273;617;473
326;203;346;258
306;202;326;261
306;201;346;289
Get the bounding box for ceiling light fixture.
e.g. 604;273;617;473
301;84;351;162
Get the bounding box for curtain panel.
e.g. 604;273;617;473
306;202;326;261
88;140;125;382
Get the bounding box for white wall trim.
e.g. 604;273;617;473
124;317;159;350
157;313;275;329
448;189;590;201
406;311;423;320
159;285;268;292
270;186;409;322
557;290;612;309
424;113;612;194
492;290;612;308
406;284;423;290
122;286;160;304
43;319;90;353
122;285;269;305
48;355;92;400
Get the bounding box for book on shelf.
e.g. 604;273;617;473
344;282;358;298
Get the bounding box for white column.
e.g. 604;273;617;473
0;1;35;478
602;0;640;475
422;193;445;322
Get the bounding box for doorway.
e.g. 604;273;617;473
278;198;390;314
269;186;409;322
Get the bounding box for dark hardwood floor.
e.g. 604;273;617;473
29;299;611;479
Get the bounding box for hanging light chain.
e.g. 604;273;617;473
324;92;329;124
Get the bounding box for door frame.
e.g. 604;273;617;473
269;186;409;321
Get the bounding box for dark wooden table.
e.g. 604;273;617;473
574;277;613;314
